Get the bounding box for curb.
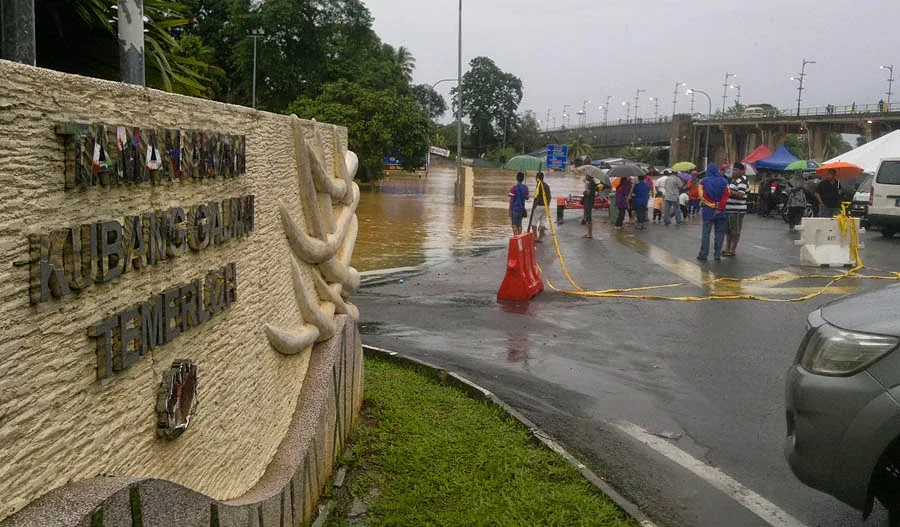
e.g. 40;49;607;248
362;344;659;527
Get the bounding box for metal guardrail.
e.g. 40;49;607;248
541;102;900;133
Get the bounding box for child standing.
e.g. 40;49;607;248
679;191;690;220
652;191;664;223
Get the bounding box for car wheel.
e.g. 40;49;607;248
883;227;897;238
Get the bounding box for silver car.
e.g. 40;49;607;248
785;284;900;522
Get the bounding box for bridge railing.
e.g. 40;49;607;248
693;102;900;122
542;115;673;133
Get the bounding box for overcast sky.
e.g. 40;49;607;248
363;0;900;125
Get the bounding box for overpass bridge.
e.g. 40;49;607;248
540;102;900;165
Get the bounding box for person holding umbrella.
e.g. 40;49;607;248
614;172;633;230
531;172;551;242
815;169;842;217
582;172;597;238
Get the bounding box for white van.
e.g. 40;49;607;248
867;158;900;237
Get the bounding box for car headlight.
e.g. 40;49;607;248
799;323;899;376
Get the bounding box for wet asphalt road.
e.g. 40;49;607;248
354;212;900;527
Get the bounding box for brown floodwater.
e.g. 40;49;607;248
352;167;588;272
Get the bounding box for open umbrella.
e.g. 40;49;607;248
576;165;611;191
677;171;692;182
504;155;544;172
785;160;819;171
816;161;865;180
607;164;644;180
671;161;696;172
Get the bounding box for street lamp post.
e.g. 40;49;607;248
581;99;591;127
250;28;264;109
603;96;613;125
672;82;686;116
634;89;645;121
545;108;551;131
730;84;742;107
622;101;631;122
649;97;660;120
721;72;735;114
881;65;895;107
686;89;712;169
455;0;463;200
792;59;815;117
562;104;570;128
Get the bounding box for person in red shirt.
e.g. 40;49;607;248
687;170;701;218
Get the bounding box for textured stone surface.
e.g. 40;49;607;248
0;60;360;522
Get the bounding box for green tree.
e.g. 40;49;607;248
411;84;448;121
508;111;543;154
568;135;593;163
390;45;416;83
451;57;523;152
824;133;852;158
288;80;430;182
783;134;809;159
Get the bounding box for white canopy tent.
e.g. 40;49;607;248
823;130;900;173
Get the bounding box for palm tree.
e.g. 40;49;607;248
568;134;593;164
37;0;213;97
395;46;416;82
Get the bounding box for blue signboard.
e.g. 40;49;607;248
546;144;568;171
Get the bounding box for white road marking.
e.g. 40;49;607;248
615;421;807;527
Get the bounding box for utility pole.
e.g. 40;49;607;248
649;97;659;120
690;91;696;115
882;65;895;107
545;108;551;131
250;28;264;109
1;0;36;65
672;82;685;116
562;104;570;128
455;0;463;201
721;72;735;114
634;89;645;120
792;59;815;117
118;0;146;85
622;101;631;122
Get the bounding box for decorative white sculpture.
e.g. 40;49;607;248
265;117;361;355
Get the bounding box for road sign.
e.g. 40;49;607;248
546;144;568;171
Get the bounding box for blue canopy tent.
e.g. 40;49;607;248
754;146;800;171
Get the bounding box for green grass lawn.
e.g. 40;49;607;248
326;357;638;527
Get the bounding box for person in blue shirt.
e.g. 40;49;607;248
508;172;529;235
697;163;730;261
632;174;651;230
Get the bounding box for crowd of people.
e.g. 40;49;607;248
507;162;849;261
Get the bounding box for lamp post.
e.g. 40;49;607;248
545;108;551;131
603;95;613;125
730;84;742;107
634;89;645;121
562;104;570;128
622;101;631;122
598;105;608;126
690;91;695;115
686;89;712;169
792;59;815;117
649;96;660;120
250;28;264;109
672;82;686;116
581;99;591;127
721;72;736;114
455;0;463;200
881;65;895;107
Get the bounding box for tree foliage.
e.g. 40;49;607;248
411;84;448;121
452;57;523;151
288;80;430;182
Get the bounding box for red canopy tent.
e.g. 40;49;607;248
742;144;772;165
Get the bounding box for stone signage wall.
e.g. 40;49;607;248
0;60;362;524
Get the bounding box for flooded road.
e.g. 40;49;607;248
352;166;587;271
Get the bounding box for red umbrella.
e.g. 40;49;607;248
816;161;865;180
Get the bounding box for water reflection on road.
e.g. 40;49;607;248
352;167;587;272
